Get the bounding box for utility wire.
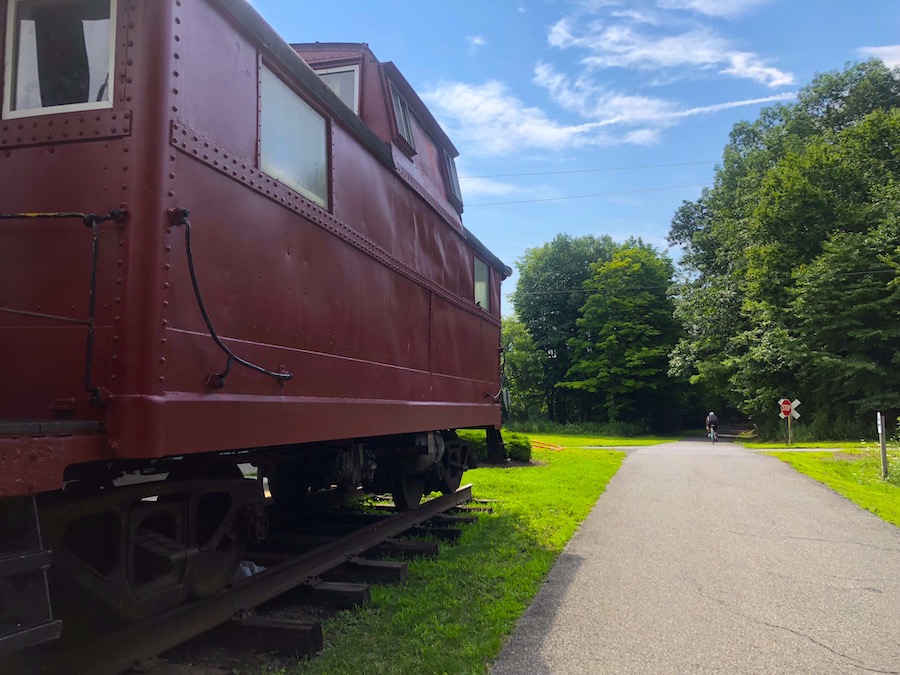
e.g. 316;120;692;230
467;183;711;207
504;268;899;297
460;160;717;179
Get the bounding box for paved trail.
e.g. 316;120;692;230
491;439;900;674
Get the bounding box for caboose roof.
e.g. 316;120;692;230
291;42;459;159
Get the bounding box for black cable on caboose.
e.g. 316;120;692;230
167;208;293;389
0;208;127;406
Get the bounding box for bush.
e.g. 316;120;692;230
505;432;532;462
505;418;648;437
457;429;532;464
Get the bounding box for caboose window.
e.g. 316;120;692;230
390;84;415;151
442;150;463;205
315;64;359;115
475;258;490;312
260;66;329;209
3;0;115;119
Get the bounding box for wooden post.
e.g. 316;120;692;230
877;412;888;480
787;414;793;446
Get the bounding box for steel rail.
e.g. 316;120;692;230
29;485;473;675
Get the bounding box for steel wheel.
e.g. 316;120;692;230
391;469;425;510
167;459;248;598
269;459;312;505
438;439;465;494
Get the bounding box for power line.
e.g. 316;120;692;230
460;160;717;179
503;268;899;297
467;183;711;207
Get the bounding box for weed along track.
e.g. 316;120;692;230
11;487;478;675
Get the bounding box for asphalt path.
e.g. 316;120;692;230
491;437;900;674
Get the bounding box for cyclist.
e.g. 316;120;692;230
705;411;718;441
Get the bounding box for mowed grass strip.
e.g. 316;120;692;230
526;432;677;449
765;446;900;527
288;444;625;674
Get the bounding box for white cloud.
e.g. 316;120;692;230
424;74;795;157
422;81;611;155
657;0;773;19
466;35;487;53
857;45;900;68
549;19;793;87
722;52;794;86
533;62;677;124
459;175;521;198
534;62;793;124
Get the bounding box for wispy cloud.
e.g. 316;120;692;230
466;35;487;56
423;77;795;156
857;45;900;68
424;0;795;158
657;0;774;19
549;19;793;87
422;81;605;155
458;175;523;198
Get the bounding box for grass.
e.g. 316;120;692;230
764;445;900;527
275;443;626;674
526;432;677;448
741;440;871;450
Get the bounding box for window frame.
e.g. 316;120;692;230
474;256;491;312
2;0;117;120
258;62;331;210
441;149;463;211
389;82;416;157
314;63;360;115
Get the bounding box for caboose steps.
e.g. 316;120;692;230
0;497;61;658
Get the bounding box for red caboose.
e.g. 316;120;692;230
0;0;509;657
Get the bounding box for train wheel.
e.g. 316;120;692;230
167;459;249;598
391;469;425;510
269;459;312;505
439;438;465;495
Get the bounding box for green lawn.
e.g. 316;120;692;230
741;441;871;450
764;446;900;527
280;443;626;674
527;432;677;448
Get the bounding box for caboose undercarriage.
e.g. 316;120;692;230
0;426;484;658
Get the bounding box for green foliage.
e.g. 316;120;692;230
511;234;618;422
506;418;650;437
458;429;532;463
563;242;681;426
501;316;546;421
668;60;900;436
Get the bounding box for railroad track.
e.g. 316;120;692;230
9;486;478;675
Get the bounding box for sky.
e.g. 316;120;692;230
246;0;900;315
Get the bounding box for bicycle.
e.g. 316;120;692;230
707;426;717;443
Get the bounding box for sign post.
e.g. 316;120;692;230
877;412;889;480
778;398;801;445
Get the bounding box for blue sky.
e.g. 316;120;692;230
247;0;900;315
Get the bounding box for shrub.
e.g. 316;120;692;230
457;429;532;464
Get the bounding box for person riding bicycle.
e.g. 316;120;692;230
705;411;718;439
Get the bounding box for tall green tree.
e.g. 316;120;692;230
668;60;900;436
563;243;679;425
501;315;546;421
511;234;617;422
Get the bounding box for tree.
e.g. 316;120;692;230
668;60;900;436
511;234;617;422
501;316;546;421
563;243;679;425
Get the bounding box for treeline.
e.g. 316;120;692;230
503;60;900;438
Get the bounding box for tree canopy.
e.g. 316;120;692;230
668;60;900;436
